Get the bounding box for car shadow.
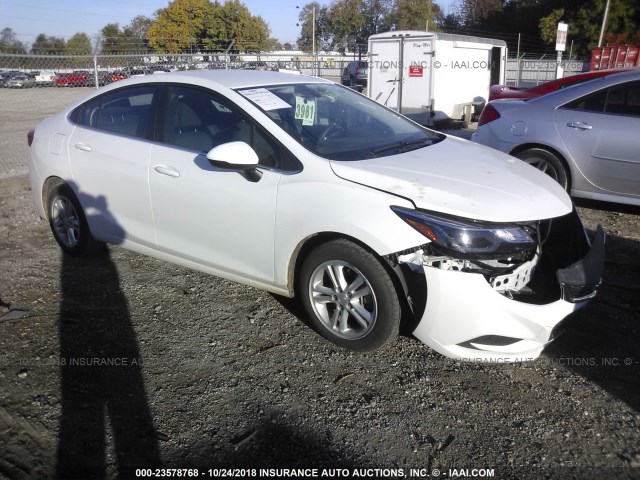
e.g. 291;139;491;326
574;198;640;216
543;231;640;412
56;186;161;478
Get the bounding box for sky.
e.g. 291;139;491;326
3;0;458;47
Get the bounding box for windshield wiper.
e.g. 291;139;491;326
370;138;430;156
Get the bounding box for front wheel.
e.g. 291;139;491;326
298;239;401;352
47;183;104;256
515;148;569;191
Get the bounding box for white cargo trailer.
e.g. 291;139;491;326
367;30;507;125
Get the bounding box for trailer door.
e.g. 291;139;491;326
368;38;402;111
400;38;433;124
490;46;502;86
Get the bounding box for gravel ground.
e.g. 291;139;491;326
0;88;639;480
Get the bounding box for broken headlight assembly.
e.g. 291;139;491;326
391;206;542;297
391;206;536;260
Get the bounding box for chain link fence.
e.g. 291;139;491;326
505;54;588;88
0;51;353;86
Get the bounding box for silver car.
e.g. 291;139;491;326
7;74;36;88
472;70;640;206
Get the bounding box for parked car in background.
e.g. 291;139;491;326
149;65;172;73
34;70;56;87
129;68;153;77
27;70;603;361
341;60;368;91
0;71;21;87
55;71;90;87
85;71;109;87
109;70;127;82
7;73;36;88
489;69;632;101
473;70;640;206
243;61;270;71
85;70;129;87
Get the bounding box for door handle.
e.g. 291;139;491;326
74;143;92;151
566;122;592;130
154;165;180;178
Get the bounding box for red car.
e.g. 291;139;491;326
108;70;127;83
489;69;631;101
55;71;90;87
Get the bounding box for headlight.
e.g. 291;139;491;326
392;206;536;258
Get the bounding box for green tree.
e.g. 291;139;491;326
363;0;393;36
329;0;368;51
146;0;274;53
297;2;331;52
539;9;564;44
123;15;154;52
392;0;442;31
101;17;154;53
330;0;394;51
101;23;125;53
65;32;92;54
216;0;275;51
0;27;27;53
534;0;640;57
31;34;66;54
438;12;463;31
458;0;504;29
297;0;392;53
147;0;213;53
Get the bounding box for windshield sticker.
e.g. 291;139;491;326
295;96;316;126
239;88;291;110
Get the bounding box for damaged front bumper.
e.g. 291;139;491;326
392;211;605;362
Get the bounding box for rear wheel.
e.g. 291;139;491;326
47;183;104;256
515;148;569;191
299;239;400;352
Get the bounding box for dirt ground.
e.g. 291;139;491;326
0;170;639;480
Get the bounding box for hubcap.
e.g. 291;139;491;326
51;195;81;248
308;261;377;340
522;157;559;182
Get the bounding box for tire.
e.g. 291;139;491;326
298;239;400;352
515;148;569;191
47;183;104;256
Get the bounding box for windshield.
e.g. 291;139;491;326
237;83;443;161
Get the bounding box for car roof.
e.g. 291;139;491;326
537;69;640;100
493;70;640;109
102;69;330;91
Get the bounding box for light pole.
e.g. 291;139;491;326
312;5;316;57
598;0;611;47
297;4;317;74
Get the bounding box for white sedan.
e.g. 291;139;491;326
27;71;604;361
472;70;640;206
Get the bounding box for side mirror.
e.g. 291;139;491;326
206;141;259;170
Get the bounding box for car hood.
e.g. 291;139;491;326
330;136;572;222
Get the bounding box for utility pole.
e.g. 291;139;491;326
598;0;611;47
296;4;317;73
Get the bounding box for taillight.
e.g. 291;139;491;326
27;129;35;147
477;104;501;126
355;67;359;76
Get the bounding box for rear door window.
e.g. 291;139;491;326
70;85;158;140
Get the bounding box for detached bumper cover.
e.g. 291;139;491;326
410;224;605;362
557;225;605;302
